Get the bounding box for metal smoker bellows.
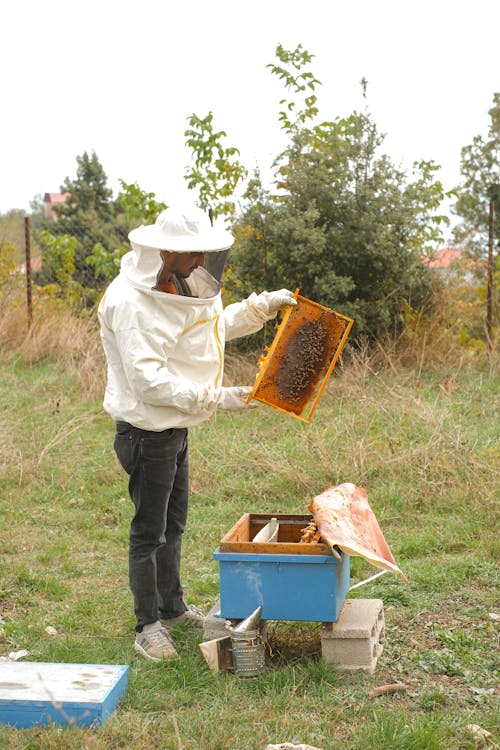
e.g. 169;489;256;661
229;606;265;678
247;290;354;422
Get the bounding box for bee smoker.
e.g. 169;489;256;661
229;605;265;678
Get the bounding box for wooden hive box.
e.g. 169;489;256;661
214;513;350;622
0;662;129;728
219;513;330;555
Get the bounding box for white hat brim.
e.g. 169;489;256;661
128;223;234;253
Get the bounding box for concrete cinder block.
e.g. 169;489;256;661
320;598;384;674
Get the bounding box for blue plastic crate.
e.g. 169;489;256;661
0;662;129;728
213;549;350;622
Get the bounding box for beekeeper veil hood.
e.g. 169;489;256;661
128;204;234;253
126;204;234;284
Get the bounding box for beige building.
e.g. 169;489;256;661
42;192;70;221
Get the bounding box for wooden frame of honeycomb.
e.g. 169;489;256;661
247;290;354;422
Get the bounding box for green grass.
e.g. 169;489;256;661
0;353;498;749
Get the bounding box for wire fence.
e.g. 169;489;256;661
1;200;498;354
1;206;91;331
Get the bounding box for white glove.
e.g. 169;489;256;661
265;289;297;315
219;386;257;411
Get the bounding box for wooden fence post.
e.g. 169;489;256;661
24;215;33;329
486;199;495;353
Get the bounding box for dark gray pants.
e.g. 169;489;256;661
114;422;189;632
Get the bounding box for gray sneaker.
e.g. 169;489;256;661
161;604;205;630
134;621;179;662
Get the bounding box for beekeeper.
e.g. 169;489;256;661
97;204;296;662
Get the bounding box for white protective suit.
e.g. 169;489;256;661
98;242;280;431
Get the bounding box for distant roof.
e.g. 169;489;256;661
43;192;70;204
15;255;42;274
424;247;462;269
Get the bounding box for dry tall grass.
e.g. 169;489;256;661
0;290;105;401
0;280;497;402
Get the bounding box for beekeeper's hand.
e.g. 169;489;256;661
265;289;297;315
219;386;257;411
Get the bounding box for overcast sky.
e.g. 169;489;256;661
2;0;498;237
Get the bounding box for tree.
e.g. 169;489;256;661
452;93;500;256
184;111;247;219
58;151;114;217
35;151;125;299
115;179;167;227
266;43;320;134
36;153;170;301
0;209;31;264
36;231;78;301
229;45;450;337
85;180;167;286
452;94;499;349
0;237;21;302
